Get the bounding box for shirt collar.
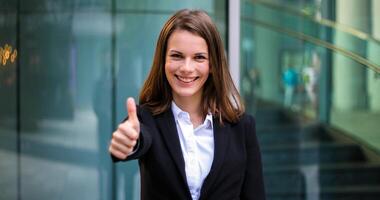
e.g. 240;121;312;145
171;101;213;129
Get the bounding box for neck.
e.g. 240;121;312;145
173;95;204;127
173;97;202;116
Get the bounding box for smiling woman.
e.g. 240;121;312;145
139;9;244;124
109;9;266;200
165;30;210;121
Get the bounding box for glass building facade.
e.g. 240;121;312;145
0;1;226;199
240;0;380;199
0;0;379;199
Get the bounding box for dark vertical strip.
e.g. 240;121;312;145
319;0;335;124
111;0;117;200
16;0;21;200
225;0;229;53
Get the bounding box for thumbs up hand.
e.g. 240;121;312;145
109;98;140;159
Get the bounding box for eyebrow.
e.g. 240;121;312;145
168;50;182;54
194;52;208;56
168;50;208;56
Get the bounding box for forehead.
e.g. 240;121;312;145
167;29;208;53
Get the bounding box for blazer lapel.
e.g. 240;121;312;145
156;109;188;185
200;118;231;199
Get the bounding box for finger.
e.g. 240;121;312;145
126;98;139;130
109;146;128;159
111;139;134;153
118;123;139;140
113;130;138;147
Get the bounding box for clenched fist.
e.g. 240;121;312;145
109;97;140;159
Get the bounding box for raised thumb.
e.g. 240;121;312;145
126;97;139;128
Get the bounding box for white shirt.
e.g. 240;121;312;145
171;102;214;200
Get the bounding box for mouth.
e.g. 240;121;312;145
175;75;199;83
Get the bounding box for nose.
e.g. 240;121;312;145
180;58;194;73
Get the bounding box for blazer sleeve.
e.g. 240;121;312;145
111;105;153;162
240;115;266;200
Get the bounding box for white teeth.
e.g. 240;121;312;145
177;76;197;83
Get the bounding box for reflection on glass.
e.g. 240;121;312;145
116;0;213;12
331;53;380;152
1;0;227;199
0;10;18;200
242;0;380;199
20;0;111;11
1;44;18;66
19;10;112;200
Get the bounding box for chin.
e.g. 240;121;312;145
175;92;196;97
173;89;201;98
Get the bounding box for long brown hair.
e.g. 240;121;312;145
139;9;244;123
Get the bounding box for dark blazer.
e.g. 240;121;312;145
113;105;266;200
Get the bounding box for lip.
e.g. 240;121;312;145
175;75;199;84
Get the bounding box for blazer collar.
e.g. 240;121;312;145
156;109;230;199
200;117;231;199
155;108;188;187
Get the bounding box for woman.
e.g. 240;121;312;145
109;9;265;200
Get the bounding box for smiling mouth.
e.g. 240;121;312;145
175;75;199;83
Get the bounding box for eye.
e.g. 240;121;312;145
169;53;183;60
194;55;207;61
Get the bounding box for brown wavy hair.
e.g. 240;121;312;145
139;9;244;124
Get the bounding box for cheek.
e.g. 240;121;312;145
165;62;176;75
164;63;175;88
164;63;172;78
164;64;169;76
201;63;210;76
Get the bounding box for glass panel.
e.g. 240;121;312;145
0;0;17;10
116;0;213;12
1;1;227;199
245;0;380;69
115;13;169;200
19;9;113;200
242;1;321;116
0;10;18;200
20;0;111;11
330;54;380;154
242;0;380;199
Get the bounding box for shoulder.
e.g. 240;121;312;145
238;113;259;147
136;104;151;115
224;113;256;135
232;113;256;128
136;104;156;122
238;113;257;137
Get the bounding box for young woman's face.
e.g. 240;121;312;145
165;30;210;102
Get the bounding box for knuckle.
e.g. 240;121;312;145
129;131;139;140
126;146;133;153
112;130;118;137
117;124;124;130
112;132;123;141
111;139;118;147
117;151;128;159
126;139;136;148
114;139;128;150
131;140;137;147
124;120;132;127
132;123;140;130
